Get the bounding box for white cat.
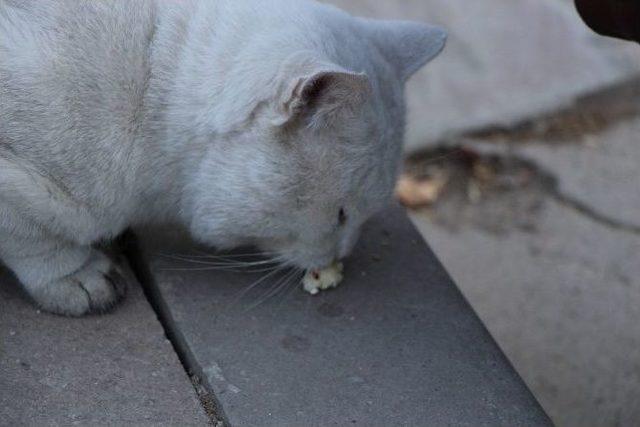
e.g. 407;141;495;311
0;0;445;315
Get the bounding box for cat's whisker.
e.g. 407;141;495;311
169;250;285;260
275;267;305;312
186;253;279;260
160;253;284;268
187;248;279;258
161;263;283;273
161;248;278;258
170;258;280;268
229;266;289;306
245;268;301;311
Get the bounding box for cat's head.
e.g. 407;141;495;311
185;13;445;271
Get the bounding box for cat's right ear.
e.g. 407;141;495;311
365;19;447;82
271;67;371;127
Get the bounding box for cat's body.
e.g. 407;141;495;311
0;0;445;315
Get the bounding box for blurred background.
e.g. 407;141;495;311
324;1;640;426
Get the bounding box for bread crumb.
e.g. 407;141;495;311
302;262;344;295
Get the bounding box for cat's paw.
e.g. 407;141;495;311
33;252;128;316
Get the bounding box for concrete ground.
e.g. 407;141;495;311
0;262;212;426
405;81;640;427
132;208;550;426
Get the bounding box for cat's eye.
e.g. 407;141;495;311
338;208;347;226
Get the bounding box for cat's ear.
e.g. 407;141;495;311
367;20;446;81
273;68;371;127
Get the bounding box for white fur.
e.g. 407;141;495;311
0;0;445;315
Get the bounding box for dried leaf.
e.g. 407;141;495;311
396;174;448;208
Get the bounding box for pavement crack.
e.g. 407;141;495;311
500;150;640;234
117;232;229;427
403;145;640;235
549;187;640;235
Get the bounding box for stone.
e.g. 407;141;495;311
134;205;551;426
322;0;640;151
411;197;640;427
0;265;209;426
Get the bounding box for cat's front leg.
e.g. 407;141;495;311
0;156;130;315
0;231;127;316
0;198;127;316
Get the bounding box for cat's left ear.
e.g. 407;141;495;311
273;67;371;127
366;20;447;81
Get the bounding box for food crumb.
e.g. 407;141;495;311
302;262;344;295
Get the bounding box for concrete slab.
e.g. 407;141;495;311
323;0;640;151
516;115;640;229
134;206;551;427
0;264;209;426
412;197;640;427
